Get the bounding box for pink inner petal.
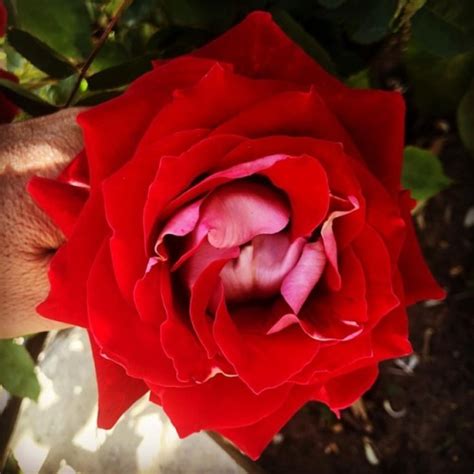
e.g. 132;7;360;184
155;198;204;259
196;180;290;249
181;239;240;289
220;233;305;302
281;240;327;314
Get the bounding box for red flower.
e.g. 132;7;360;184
0;69;19;124
0;0;6;38
29;12;444;459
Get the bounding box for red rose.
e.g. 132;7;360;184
0;1;18;124
0;69;19;124
29;12;444;459
0;0;6;37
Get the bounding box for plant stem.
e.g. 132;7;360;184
64;0;133;107
0;332;48;471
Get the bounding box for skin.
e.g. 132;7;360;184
0;108;84;338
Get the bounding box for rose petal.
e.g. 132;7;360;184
213;89;360;161
144;134;246;245
87;241;181;387
104;129;208;302
194;11;343;96
330;89;405;195
321;195;360;291
259;154;330;238
197;180;290;249
397;191;445;304
213;293;320;393
160;262;219;383
28;176;88;238
160;375;292;436
221;233;305;302
315;365;379;411
89;335;148;429
281;240;327;314
219;384;317;460
352;225;400;326
36;192;107;327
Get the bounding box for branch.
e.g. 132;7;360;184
64;0;133;107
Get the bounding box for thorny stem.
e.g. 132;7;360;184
64;0;134;107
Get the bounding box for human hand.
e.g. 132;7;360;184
0;109;84;338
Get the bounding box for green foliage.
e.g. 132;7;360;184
411;6;474;57
0;339;40;401
0;0;470;181
7;28;76;78
270;7;335;73
343;0;399;45
13;0;92;58
403;0;474;121
87;54;155;90
0;78;59;115
402;146;452;201
457;80;474;154
404;47;474;116
346;69;370;88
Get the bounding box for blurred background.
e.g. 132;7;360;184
0;0;473;473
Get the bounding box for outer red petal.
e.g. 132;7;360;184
144;134;244;245
219;384;317;460
58;151;89;187
160;375;292;436
159;263;216;383
329;90;406;195
36;192;107;327
194;11;344;97
213;89;361;161
398;191;445;304
352;225;400;327
0;1;6;37
104;129;208;302
260;154;330;239
78;57;218;187
28;176;88;238
87;241;181;387
213;294;320;393
315;365;379;410
89;335;147;429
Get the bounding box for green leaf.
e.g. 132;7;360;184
159;0;237;32
146;26;211;58
345;0;399;44
411;7;474;57
317;0;347;8
402;146;452;201
15;0;91;58
91;40;130;73
0;78;59;115
457;80;474;154
0;339;40;401
87;55;155;91
346;69;370;88
404;45;474;116
75;89;122;106
7;28;77;79
270;7;336;74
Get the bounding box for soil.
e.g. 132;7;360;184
258;136;474;474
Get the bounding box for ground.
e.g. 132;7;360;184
258;136;474;474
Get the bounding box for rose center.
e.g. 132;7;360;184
220;232;306;302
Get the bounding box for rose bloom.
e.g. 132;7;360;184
0;0;6;37
29;12;444;459
0;1;18;124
